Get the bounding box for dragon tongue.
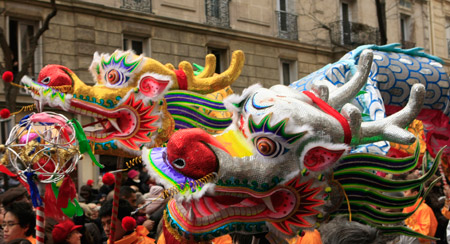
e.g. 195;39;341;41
262;196;276;213
108;118;123;133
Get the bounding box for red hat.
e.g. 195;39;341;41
52;219;82;243
128;169;139;179
86;179;94;187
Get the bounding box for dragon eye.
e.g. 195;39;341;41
255;137;285;158
256;137;276;156
106;70;120;84
41;76;51;84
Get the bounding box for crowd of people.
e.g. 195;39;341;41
0;167;167;244
1;167;450;243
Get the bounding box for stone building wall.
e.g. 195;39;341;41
2;0;450;96
0;0;335;96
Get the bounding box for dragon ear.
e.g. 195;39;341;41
138;72;173;100
300;142;349;172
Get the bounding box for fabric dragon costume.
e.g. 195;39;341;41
21;45;447;242
21;50;244;157
143;50;443;243
291;43;450;158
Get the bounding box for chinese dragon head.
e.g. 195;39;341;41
21;50;244;157
143;50;441;243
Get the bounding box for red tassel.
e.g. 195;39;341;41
44;184;66;222
0;108;10;119
122;216;136;232
56;177;76;209
2;71;13;83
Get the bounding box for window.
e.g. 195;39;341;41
278;0;288;31
121;0;152;13
279;59;298;86
210;0;220;18
276;0;298;40
205;0;230;28
400;15;410;42
123;36;151;56
207;47;228;74
341;2;352;45
400;14;414;48
8;18;42;94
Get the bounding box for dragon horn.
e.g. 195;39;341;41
175;50;244;94
195;54;216;78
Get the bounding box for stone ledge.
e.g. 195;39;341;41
161;2;196;12
237;17;270;27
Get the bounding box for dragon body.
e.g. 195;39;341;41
290;43;450;157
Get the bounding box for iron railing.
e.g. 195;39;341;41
399;0;412;9
205;0;230;28
121;0;152;13
276;11;298;40
329;20;380;47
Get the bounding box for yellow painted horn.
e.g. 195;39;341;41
175;50;244;94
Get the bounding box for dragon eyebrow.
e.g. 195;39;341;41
248;113;307;144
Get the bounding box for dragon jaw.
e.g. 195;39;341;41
143;128;327;241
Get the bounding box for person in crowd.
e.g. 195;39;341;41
424;175;448;244
403;173;438;244
87;203;100;220
120;186;137;209
79;185;95;204
135;194;147;226
124;170;141;189
99;181;113;198
319;216;382;244
2;202;36;244
139;168;150;194
143;185;166;240
99;199;154;243
0;187;30;207
6;239;32;244
52;219;83;244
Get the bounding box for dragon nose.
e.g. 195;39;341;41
166;128;228;179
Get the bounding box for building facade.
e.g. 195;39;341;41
1;0;450;186
3;0;450;95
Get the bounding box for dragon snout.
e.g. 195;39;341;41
37;64;74;92
167;128;228;179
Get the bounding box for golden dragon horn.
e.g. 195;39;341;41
195;54;217;79
174;50;244;94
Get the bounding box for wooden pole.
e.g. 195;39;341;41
109;157;123;244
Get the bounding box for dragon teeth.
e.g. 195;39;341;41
188;207;196;224
34;100;41;112
108;118;123;133
262;196;276;213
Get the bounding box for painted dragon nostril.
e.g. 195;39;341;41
172;158;186;169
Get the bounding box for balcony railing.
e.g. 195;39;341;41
329;20;380;47
399;0;412;9
121;0;152;13
276;11;298;41
205;0;230;28
401;40;416;49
